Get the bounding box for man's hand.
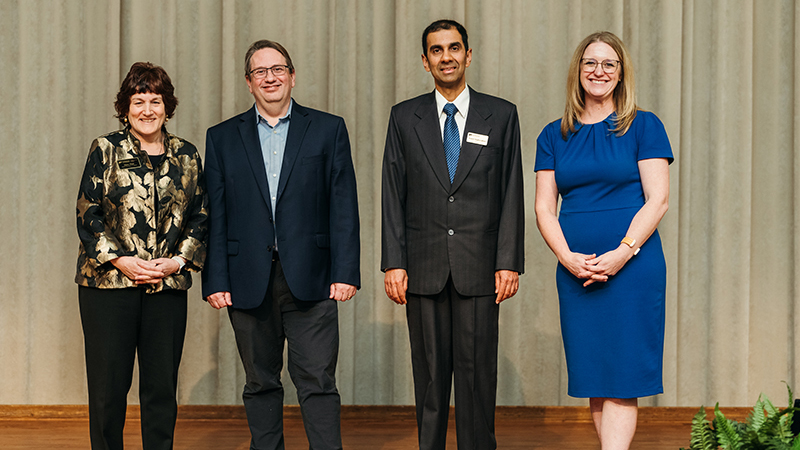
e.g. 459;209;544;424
494;270;519;304
384;269;408;305
330;283;357;302
206;291;232;309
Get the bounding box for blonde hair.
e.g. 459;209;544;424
561;31;637;139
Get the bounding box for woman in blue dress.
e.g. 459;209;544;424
534;31;673;450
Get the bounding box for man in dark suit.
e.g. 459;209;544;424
381;20;524;450
203;39;359;450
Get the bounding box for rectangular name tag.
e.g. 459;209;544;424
118;157;141;170
466;132;489;146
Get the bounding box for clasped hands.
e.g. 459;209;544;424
562;245;634;287
111;256;183;285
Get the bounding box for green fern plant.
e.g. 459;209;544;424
686;406;718;450
680;384;799;450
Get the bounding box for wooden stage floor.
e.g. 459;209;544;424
1;405;736;449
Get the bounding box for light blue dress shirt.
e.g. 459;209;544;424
256;100;292;248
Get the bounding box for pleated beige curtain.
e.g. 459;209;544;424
1;0;798;408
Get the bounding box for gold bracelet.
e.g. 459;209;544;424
621;236;636;248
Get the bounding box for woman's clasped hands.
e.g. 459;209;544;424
111;256;183;285
562;245;635;287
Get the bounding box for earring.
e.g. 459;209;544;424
123;117;128;124
165;117;169;122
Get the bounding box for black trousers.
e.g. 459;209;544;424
228;259;342;450
79;286;188;450
406;278;500;450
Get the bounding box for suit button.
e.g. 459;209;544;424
269;216;273;223
267;245;273;251
448;229;454;236
448;196;454;202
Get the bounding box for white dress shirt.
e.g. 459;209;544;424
434;86;470;144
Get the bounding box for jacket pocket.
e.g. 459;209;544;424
316;234;330;248
227;241;239;255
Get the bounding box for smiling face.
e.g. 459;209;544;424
580;42;621;105
422;28;472;95
127;92;165;142
246;47;295;115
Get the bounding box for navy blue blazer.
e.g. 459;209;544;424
202;102;360;308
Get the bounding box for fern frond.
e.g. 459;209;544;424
689;406;718;450
751;394;769;432
715;404;744;450
763;436;792;450
778;413;794;444
765;395;781;417
762;408;792;435
740;426;766;450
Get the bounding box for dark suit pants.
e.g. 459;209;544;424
406;279;500;450
228;259;342;450
79;286;188;450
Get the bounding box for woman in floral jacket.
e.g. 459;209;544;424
75;62;207;450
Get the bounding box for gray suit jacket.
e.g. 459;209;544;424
381;87;524;296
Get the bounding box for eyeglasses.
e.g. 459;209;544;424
581;58;621;74
248;65;290;79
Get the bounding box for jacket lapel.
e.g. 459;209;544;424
238;106;273;212
451;88;492;192
277;100;309;203
414;92;452;192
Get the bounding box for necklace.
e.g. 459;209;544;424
142;142;165;156
136;134;165;156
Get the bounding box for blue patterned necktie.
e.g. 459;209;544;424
443;102;460;183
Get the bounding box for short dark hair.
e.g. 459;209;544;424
244;40;295;77
114;62;178;124
422;19;469;55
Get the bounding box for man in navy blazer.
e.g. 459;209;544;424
203;40;359;450
382;20;524;450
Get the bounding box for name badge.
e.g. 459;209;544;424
118;157;142;170
466;132;489;146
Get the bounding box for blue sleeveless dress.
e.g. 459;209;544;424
534;111;673;398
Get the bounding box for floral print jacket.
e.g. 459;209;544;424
75;127;208;293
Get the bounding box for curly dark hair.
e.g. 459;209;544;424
114;62;178;124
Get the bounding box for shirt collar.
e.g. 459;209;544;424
434;86;470;118
255;99;293;125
